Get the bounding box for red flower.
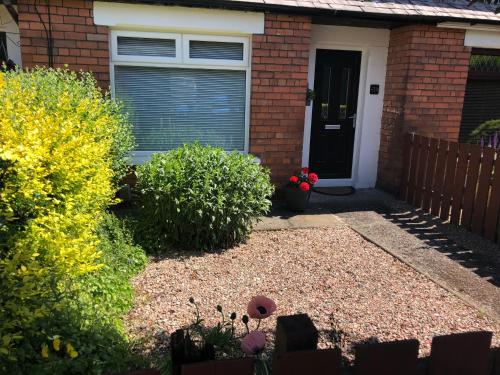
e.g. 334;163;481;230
301;167;309;175
308;173;318;184
289;175;299;183
299;182;310;192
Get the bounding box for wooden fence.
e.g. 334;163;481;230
399;134;500;243
120;314;500;375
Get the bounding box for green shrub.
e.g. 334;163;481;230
470;119;500;142
0;68;141;373
79;212;147;328
136;144;274;252
2;213;148;375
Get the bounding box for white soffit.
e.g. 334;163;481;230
465;30;500;49
438;22;500;48
93;1;265;35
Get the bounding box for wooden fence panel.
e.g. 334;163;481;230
428;331;492;375
471;148;495;235
422;138;437;212
484;156;500;241
415;137;430;208
407;135;422;206
400;134;499;244
450;143;470;225
431;140;449;217
354;339;420;375
440;142;459;221
461;145;482;229
399;134;413;200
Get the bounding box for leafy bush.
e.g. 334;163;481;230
4;213;148;375
0;68;140;373
136;144;274;252
470;119;500;143
79;212;147;328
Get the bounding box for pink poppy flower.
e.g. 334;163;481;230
247;296;277;319
241;331;266;355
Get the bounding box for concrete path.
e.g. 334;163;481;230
257;189;500;322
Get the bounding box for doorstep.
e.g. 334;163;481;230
255;213;343;231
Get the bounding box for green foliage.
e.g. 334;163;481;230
79;213;147;329
470;119;500;141
2;212;148;374
0;68;142;373
136;143;274;252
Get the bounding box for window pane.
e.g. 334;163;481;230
0;32;7;62
114;66;246;151
117;36;176;58
189;40;244;60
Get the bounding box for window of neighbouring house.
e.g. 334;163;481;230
460;49;500;142
0;32;7;63
111;31;250;162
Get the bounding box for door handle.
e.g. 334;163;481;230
349;114;357;128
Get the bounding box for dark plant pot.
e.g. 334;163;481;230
284;186;311;212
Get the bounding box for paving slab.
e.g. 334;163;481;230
255;213;342;231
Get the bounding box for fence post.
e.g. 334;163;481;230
274;314;318;357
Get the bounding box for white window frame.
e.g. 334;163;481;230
110;30;252;164
183;34;249;67
111;30;181;64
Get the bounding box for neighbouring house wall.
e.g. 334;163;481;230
250;13;311;184
17;0;109;88
0;5;22;66
378;25;471;193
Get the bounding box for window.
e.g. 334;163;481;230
111;31;250;162
0;32;7;63
460;49;500;142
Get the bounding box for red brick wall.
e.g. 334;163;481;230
250;13;311;184
378;25;471;193
18;0;110;89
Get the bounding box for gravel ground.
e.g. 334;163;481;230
126;226;500;358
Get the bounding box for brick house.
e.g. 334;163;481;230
2;0;500;192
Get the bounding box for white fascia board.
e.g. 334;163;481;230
438;22;500;32
94;1;264;35
465;29;500;49
438;22;500;49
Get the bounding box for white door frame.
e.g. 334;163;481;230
302;43;369;188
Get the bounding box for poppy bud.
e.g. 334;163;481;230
230;312;237;320
189;297;195;304
216;305;223;312
242;315;249;324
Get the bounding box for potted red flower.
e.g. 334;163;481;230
284;167;319;212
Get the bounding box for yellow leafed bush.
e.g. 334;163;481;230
0;68;134;367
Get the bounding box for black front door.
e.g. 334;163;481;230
309;49;361;179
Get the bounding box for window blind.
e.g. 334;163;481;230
117;36;176;57
114;65;246;152
189;40;244;60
